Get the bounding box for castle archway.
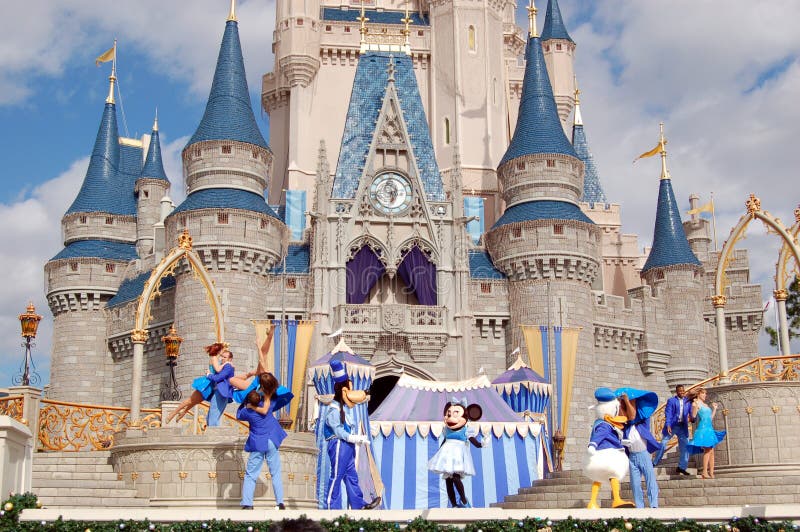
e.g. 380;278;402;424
129;229;224;424
713;195;800;379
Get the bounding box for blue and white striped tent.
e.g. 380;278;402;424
308;339;375;509
492;353;551;420
369;374;544;509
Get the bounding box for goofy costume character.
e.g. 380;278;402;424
323;358;381;510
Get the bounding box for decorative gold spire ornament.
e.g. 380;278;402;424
401;2;412;47
227;0;237;22
573;76;583;126
358;0;369;46
658;122;670;180
104;40;118;105
153;109;159;132
527;0;538;38
178;228;193;250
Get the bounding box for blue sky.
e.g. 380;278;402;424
1;0;800;389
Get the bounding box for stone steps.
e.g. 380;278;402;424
494;470;800;509
31;451;150;508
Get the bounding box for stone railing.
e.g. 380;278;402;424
650;354;800;442
337;304;447;334
0;388;251;452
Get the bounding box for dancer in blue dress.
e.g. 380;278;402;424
687;387;726;479
165;342;234;425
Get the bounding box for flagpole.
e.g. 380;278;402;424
710;192;718;251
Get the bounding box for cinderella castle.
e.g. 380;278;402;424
43;0;762;467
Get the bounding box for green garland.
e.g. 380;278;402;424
2;495;797;532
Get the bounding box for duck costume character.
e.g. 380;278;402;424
428;398;483;508
584;387;635;509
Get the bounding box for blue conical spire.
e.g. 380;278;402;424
641;176;701;274
541;0;573;43
67;102;136;215
140;116;169;182
499;37;576;166
572;94;606;204
187;20;268;149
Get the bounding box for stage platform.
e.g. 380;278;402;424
19;504;800;527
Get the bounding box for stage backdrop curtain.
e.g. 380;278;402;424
556;327;580;436
396;246;437;306
346;246;385;304
289;321;315;427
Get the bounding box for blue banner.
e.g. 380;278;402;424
284;320;298;415
463;197;485;244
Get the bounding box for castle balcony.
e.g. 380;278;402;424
335;304;449;362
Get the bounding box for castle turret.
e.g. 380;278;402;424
541;0;575;129
44;70;139;403
135;114;171;257
165;5;288;386
639;126;705;388
486;9;600;466
572;88;606;205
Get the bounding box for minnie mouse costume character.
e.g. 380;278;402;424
428;397;483;508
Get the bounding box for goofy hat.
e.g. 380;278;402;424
330;358;348;384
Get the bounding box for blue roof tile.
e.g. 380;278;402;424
492;200;594;229
572;124;607;204
187;20;268;149
271;244;310;274
51;240;138;262
171;188;281;219
540;0;574;43
66;103;138;216
500;37;577;166
107;271;176;308
322;7;429;26
332;52;444;201
641;178;701;273
139;127;169;182
468;250;506;279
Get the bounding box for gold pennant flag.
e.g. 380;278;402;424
95;44;116;67
632;140;665;163
252;321;275;374
687;200;714;215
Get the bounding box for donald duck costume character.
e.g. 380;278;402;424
322;358;381;510
585;387;635;509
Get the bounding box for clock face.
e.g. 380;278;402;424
369;172;412;215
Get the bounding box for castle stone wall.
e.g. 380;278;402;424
62;214;137;244
183;141;271;196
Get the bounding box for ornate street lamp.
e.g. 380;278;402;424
553;428;566;472
161;325;183;401
15;302;42;386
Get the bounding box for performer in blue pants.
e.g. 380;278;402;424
652;384;692;475
323;359;381;510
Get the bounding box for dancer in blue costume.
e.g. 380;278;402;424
165;342;235;425
428;398;483;508
687;387;726;479
322;359;381;510
237;374;288;510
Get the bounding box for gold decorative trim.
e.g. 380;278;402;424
131;472;139;481
208;471;217;479
774;288;789;301
771;405;780;414
131;329;148;343
745;193;761;216
178;228;193;250
711;294;727;308
152;472;161;480
179;471;188;480
745;406;753;414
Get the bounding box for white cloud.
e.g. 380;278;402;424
0;0;276;106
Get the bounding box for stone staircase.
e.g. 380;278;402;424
495;468;800;509
32;451;150;507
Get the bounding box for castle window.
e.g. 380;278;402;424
554;224;564;235
480;282;492;294
252;150;259;159
325;24;332;31
261;218;267;229
79;215;87;224
143;190;149;198
549;258;557;269
468;25;476;52
546;159;555;168
512;226;522;238
179;215;186;227
656;271;665;280
296;18;304;26
195;147;202;157
69;262;78;272
517;161;525;171
556;43;562;51
417;30;423;37
222;145;232;155
444;117;450;145
286;277;297;290
105;216;113;225
492;77;498;105
105;263;115;273
218;213;229;224
345;26;351;33
544;44;549;52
